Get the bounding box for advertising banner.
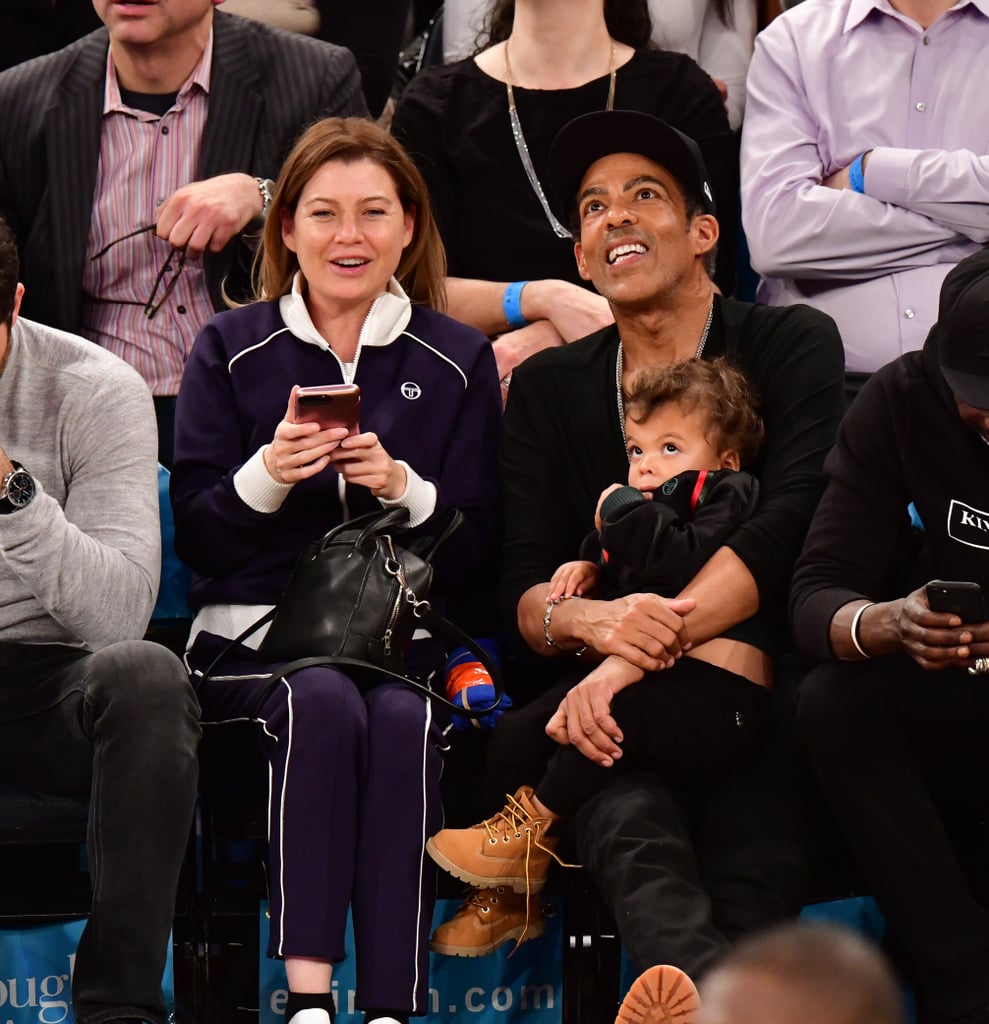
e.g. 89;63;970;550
259;898;563;1023
0;920;173;1024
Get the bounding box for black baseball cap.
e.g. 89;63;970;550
548;110;716;223
936;246;989;410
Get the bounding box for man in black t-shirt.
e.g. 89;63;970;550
439;110;844;1022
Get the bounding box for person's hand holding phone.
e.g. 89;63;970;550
263;387;351;484
329;431;408;500
880;582;989;671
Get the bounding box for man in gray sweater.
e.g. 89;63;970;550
0;217;200;1024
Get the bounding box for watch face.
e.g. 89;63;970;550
6;469;35;508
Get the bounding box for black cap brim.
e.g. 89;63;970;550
941;364;989;412
548;110;716;223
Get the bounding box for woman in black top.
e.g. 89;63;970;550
391;0;737;384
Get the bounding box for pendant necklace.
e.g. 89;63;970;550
505;39;616;241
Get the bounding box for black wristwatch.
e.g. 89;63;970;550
0;462;36;514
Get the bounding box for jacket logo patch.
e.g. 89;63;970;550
400;382;422;400
947;499;989;550
661;479;678;496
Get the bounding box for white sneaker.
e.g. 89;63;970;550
287;1010;332;1024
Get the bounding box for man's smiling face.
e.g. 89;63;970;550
573;152;715;309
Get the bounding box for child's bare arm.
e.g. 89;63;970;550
544;655;647;766
548;560;602;600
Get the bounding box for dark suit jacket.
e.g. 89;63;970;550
0;10;368;332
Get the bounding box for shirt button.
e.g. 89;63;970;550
923;34;930;43
177;305;187;315
156;197;165;206
915;102;926;112
904;308;916;319
161;125;170;135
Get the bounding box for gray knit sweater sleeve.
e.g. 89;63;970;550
0;318;160;649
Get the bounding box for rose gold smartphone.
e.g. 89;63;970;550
293;384;361;436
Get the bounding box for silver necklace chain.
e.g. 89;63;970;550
616;301;715;455
504;39;616;241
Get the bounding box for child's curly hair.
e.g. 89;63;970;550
624;357;764;464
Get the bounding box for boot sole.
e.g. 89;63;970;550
429;920;546;957
615;965;700;1024
426;837;547;894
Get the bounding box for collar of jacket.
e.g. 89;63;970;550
278;272;413;353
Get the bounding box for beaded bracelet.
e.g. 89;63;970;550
543;595;588;656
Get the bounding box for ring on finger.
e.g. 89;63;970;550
967;657;989;676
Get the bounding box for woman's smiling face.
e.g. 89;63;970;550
280;157;415;321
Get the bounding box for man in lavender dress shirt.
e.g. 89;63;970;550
741;0;989;396
0;0;367;464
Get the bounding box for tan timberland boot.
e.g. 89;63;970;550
426;785;572;893
615;965;700;1024
429;885;544;957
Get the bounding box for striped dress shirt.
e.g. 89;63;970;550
81;34;216;396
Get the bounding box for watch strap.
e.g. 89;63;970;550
0;462;36;514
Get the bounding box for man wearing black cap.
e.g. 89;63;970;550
792;246;989;1024
475;109;845;1012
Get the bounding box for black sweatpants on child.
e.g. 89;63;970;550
489;658;771;818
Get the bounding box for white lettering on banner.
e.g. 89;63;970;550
273;980;556;1018
0;956;73;1024
328;980;357;1015
520;985;553;1010
491;988;511;1012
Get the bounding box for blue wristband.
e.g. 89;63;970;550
503;281;530;329
849;153;866;195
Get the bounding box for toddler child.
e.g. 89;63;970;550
428;357;772;955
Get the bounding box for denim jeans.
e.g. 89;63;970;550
0;641;201;1024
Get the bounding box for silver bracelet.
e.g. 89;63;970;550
849;602;874;659
543;596;587;656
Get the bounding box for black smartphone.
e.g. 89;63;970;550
925;580;987;622
293;384;361;436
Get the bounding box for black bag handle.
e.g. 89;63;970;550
197;507;500;720
339;506;410;552
404;508;464;562
198;507;421;687
253;604;504;720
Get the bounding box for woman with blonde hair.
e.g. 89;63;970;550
171;116;502;1024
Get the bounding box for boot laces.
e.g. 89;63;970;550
480;792;578;952
464;885;508;915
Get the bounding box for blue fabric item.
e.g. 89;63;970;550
451;683;513;731
444;640;510;731
849;153;866;194
152;464;192;621
907;501;925;531
502;280;530;329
